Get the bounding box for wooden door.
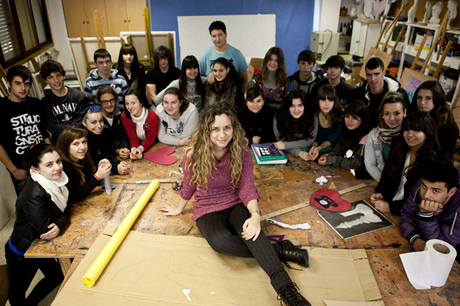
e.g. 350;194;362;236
126;0;147;31
84;0;109;37
62;0;88;37
105;0;128;36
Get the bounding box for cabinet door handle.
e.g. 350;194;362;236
124;20;126;22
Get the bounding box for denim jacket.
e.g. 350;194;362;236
364;128;385;181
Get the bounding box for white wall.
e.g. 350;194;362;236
0;165;16;230
319;0;341;32
45;0;73;72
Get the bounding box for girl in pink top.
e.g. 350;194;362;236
160;104;311;306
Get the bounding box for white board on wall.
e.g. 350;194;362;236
178;15;276;65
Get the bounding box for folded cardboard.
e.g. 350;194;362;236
53;230;382;306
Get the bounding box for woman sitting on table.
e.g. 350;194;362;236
155;55;207;112
365;92;407;182
159;104;311;306
155;88;199;146
273;89;318;160
371;111;449;215
79;99;130;175
204;57;245;112
239;87;277;145
248;47;291;109
410;80;458;158
121;87;160;159
307;84;343;161
114;44;146;92
5;143;69;305
56;126;111;203
318;100;373;179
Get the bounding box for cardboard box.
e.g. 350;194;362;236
414;34;433;51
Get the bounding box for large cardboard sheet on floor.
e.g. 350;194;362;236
53;231;382;306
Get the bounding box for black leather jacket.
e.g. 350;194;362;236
10;178;70;252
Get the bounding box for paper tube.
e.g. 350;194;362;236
82;179;160;287
400;239;457;289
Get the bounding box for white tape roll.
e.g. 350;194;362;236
424;239;457;287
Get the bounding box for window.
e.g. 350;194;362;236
0;0;52;68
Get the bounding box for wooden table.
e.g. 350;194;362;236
26;142;460;305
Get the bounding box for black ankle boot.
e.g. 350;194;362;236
277;283;311;306
274;240;309;268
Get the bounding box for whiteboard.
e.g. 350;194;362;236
177;15;276;65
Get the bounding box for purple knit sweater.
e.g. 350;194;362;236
179;147;260;221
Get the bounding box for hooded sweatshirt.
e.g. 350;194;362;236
400;169;460;248
351;75;410;125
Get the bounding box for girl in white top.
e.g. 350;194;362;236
364;92;406;181
155;88;199;146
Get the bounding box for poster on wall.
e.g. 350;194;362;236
317;200;394;240
177;15;276;65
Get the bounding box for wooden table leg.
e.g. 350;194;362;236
58;258;72;276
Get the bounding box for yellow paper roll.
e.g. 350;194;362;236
82;179;160;287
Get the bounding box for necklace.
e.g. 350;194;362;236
124;69;132;79
319;112;331;127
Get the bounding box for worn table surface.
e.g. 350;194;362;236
26;142;460;305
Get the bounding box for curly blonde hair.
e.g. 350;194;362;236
184;103;248;190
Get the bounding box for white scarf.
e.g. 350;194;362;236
131;107;148;141
30;169;69;213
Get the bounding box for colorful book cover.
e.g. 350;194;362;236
251;143;288;165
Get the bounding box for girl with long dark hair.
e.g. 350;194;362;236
273;90;318;160
204;57;245;111
318;100;373;179
5;144;69;305
115;44;146;91
410;80;458;158
56;126;112;203
371;111;449;215
307;84;343;161
154;55;207;111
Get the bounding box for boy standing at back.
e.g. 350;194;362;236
400;161;460;262
289;50;320;99
198;20;249;93
41;60;85;142
310;55;353;106
84;49;128;104
0;65;51;195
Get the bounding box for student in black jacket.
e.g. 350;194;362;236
5;144;69;305
78;100;130;176
56;126;112;203
239;87;277;145
409;80;458;159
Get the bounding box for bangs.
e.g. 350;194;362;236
402;117;422;131
121;46;135;55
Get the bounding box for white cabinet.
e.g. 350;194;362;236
349;19;381;57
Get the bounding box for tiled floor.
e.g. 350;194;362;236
1;210;59;306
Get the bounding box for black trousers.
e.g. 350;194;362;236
196;203;292;292
5;242;64;306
